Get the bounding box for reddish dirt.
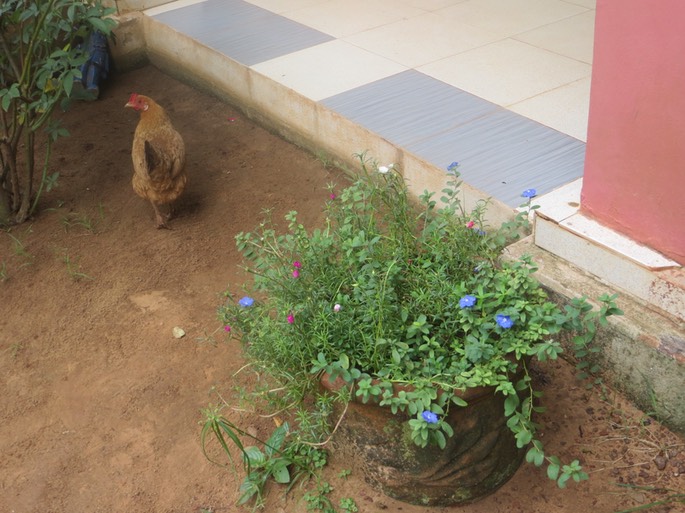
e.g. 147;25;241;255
1;65;683;513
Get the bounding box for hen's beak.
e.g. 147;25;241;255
124;101;133;108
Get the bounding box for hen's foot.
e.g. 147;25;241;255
152;203;171;229
155;214;171;229
165;206;175;222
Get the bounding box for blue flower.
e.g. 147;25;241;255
422;410;439;424
521;188;537;198
496;314;514;329
459;295;477;308
447;161;460;173
238;296;255;308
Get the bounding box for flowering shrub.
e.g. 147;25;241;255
219;155;621;488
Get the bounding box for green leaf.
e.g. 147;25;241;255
573;470;589;482
62;72;74;97
1;92;10;112
1;84;20;111
452;396;468;407
441;421;454;438
464;336;483;363
557;473;571;489
547;462;560;480
243;446;266;468
533;449;544;467
237;474;260;505
264;423;288;456
434;430;447;449
45;172;59;192
88;16;115;34
525;444;544;466
515;430;532;448
271;461;291;484
504;394;520;416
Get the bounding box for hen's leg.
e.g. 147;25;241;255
150;201;169;229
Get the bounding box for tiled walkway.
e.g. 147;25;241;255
147;0;595;208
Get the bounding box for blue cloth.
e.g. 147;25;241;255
80;31;110;94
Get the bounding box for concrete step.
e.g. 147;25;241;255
506;235;684;436
533;179;684;324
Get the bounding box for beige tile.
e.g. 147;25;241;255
515;10;595;64
344;12;499;68
281;0;425;38
250;40;407;101
249;0;467;14
436;0;588;39
244;0;328;14
509;77;591;141
534;178;582;223
563;0;595;8
418;38;591;106
397;0;468;10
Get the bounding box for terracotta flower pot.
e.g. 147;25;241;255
321;375;525;506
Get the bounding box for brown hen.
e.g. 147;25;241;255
125;93;187;228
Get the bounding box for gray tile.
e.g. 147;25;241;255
321;70;498;147
152;7;585;208
153;0;334;65
407;109;586;207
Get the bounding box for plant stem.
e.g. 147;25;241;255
29;135;53;216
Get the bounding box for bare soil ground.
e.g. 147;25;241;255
1;65;683;513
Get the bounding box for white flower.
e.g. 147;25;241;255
378;166;389;174
333;303;342;312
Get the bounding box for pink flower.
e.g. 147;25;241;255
466;221;475;229
329;193;336;200
287;313;295;324
293;261;302;268
223;325;231;333
333;303;341;312
292;269;300;278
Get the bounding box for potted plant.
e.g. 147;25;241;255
218;156;621;506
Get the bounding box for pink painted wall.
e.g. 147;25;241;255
582;0;685;265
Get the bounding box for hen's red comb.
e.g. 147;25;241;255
128;93;138;103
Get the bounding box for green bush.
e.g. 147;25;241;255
0;0;116;224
